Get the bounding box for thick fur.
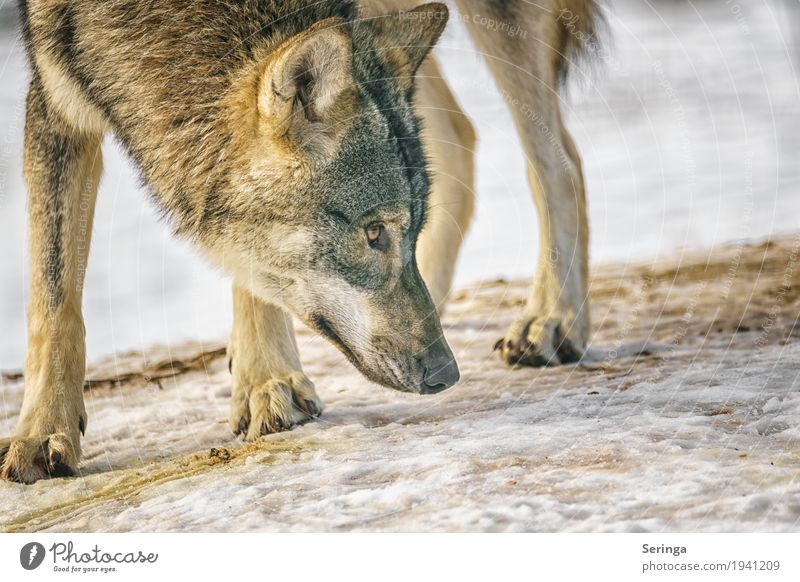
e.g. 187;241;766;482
2;0;600;483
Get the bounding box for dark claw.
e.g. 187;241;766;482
493;338;504;352
7;467;20;483
49;461;75;478
556;337;581;364
236;417;248;435
501;338;550;367
260;421;268;436
554;326;582;364
48;460;75;478
521;341;535;358
79;416;86;436
305;400;320;417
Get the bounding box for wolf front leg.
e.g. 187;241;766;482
1;78;102;483
228;286;322;440
458;0;590;366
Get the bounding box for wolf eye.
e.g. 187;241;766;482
365;223;388;250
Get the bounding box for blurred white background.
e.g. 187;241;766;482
0;0;798;368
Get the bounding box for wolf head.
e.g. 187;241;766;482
206;3;458;393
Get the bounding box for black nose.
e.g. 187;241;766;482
421;356;460;394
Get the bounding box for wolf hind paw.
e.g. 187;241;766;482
495;316;585;368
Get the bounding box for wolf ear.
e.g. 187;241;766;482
363;3;449;80
259;24;354;145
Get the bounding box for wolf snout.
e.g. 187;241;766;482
420;355;460;394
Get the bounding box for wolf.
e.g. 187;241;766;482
1;0;599;483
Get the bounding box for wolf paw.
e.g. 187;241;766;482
495;316;585;367
0;433;79;484
230;372;323;440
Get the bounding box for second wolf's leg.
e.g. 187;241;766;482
0;77;102;482
457;0;590;366
228;286;322;440
414;57;477;310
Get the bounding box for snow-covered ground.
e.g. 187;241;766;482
1;236;799;532
0;0;799;368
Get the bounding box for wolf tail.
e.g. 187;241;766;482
554;0;607;87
